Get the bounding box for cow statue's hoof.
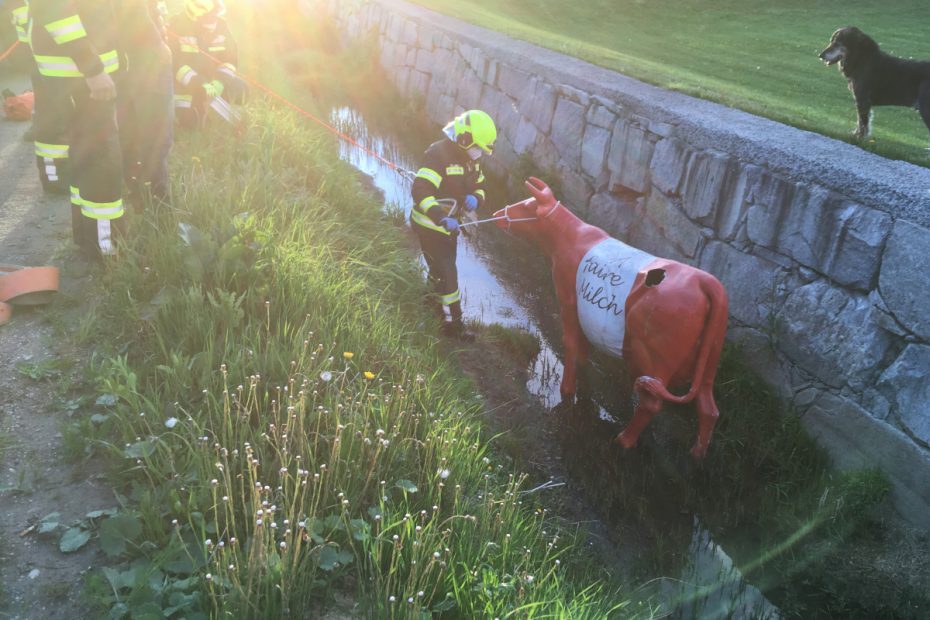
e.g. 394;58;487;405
689;442;708;460
614;431;636;450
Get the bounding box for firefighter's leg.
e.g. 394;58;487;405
32;73;73;194
216;65;247;103
121;60;174;209
71;88;124;257
413;225;447;321
174;83;199;130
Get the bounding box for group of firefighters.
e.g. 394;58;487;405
3;0;245;257
4;1;497;339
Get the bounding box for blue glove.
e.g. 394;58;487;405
440;217;459;233
463;194;479;213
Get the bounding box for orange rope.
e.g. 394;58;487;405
0;40;21;64
166;30;413;177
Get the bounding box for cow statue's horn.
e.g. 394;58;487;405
525;176;553;203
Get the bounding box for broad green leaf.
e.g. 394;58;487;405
38;512;61;534
395;479;418;493
95;394;118;407
129;601;162;620
59;527;91;553
108;602;129;620
433;596;456;612
86;508;119;519
90;413;110;424
337;549;354;565
123;440;156;459
350;519;370;542
318;545;339;571
100;514;143;558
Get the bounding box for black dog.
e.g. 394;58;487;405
819;26;930;142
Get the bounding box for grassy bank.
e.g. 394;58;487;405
67;90;650;620
410;0;930;166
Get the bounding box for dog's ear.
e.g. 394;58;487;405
847;26;879;52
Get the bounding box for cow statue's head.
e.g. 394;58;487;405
493;177;563;242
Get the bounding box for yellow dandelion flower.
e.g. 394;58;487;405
343;352;354;360
364;371;375;380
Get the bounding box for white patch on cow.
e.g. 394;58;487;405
575;238;655;358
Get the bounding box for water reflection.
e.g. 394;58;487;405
330;105;779;619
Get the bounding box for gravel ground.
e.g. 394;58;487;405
0;69;110;620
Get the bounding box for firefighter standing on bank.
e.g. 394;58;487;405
168;0;245;128
9;0;72;193
30;0;123;257
410;109;497;340
118;0;174;209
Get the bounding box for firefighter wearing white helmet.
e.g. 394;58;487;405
169;0;246;128
410;109;497;340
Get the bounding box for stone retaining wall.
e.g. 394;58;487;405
319;0;930;527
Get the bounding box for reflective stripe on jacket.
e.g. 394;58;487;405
410;138;486;235
29;0;119;79
167;14;238;89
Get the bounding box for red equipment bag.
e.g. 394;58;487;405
3;90;34;121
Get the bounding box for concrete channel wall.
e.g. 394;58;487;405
318;0;930;527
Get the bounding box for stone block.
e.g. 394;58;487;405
610;124;654;194
402;20;418;46
408;70;430;97
878;345;930;446
640;191;703;258
799;391;930;529
513;117;538;155
456;72;483;110
650;137;690;196
777;187;890;291
497;64;533;100
587;191;639;237
878;220;930;341
581;124;611;179
821;203;891;291
682;150;733;223
586;104;616;129
605;118;628;175
414;48;434;74
550;98;586;168
701;241;781;327
556;164;593;213
559;84;590;107
524;78;557;135
405;47;417;68
778;280;893;391
717;165;759;242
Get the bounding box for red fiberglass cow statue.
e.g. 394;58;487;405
494;178;729;458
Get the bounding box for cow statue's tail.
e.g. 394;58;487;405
635;273;728;404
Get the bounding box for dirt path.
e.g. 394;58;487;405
0;70;111;620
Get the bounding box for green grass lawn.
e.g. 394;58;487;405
410;0;930;166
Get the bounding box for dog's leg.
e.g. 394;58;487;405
918;83;930;148
853;90;871;140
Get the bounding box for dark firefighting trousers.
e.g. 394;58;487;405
32;72;72;194
412;221;463;324
63;82;124;256
118;52;174;208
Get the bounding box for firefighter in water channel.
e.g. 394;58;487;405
410;109;497;340
169;0;246;129
29;0;123;257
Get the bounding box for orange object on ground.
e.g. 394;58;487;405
494;178;729;459
0;265;60;325
2;90;33;121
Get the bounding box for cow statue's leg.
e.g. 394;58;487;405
615;376;664;449
691;386;720;459
558;301;589;400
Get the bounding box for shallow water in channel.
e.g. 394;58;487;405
331;106;779;620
